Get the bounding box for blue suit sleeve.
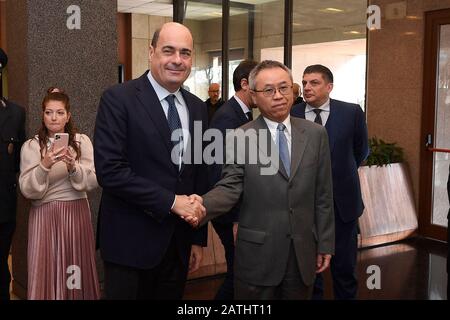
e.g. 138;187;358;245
353;106;369;166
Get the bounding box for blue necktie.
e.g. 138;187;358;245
277;123;290;177
165;94;183;167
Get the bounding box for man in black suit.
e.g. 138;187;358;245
0;48;26;300
293;83;303;105
94;22;208;300
291;64;369;299
208;59;258;300
205;83;224;123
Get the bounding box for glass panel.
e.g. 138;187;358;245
292;0;367;109
226;1;253;98
184;2;223;103
254;0;285;62
431;24;450;227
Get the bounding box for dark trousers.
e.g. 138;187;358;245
211;220;235;300
103;236;188;300
313;217;358;300
235;243;313;300
0;221;15;301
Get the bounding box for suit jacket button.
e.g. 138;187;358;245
290;208;293;214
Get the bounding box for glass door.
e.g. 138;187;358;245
420;9;450;241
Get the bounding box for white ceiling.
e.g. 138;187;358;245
118;0;366;26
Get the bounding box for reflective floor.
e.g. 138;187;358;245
183;237;448;300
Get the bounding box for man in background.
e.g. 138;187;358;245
293;82;303;105
208;59;258;300
0;48;26;300
291;64;369;300
205;83;224;123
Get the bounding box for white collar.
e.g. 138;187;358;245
147;71;182;103
306;99;330;112
263;115;291;134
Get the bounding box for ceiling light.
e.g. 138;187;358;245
406;15;421;20
323;7;344;13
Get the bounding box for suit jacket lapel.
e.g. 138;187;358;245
324;99;336;154
231;97;250;125
135;72;174;161
290;117;307;180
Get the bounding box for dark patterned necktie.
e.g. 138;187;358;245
313;108;323;125
246;111;253;121
165;94;183;168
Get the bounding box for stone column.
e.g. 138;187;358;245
6;0;117;299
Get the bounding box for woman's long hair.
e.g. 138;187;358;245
37;87;81;160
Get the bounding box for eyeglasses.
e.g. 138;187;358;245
252;85;293;97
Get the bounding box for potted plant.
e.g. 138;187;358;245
358;137;418;247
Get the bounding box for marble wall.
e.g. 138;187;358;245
6;0;118;298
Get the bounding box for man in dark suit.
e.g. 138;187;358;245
293;83;303;105
291;64;369;300
192;60;334;299
205;83;224;123
94;22;208;300
0;48;26;300
208;59;258;300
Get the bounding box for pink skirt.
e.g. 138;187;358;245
27;199;100;300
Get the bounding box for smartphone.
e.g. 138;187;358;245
53;133;69;150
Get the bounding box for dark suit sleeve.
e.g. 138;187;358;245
353;105;369;166
94;88;175;221
315;127;335;254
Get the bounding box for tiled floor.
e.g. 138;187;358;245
183;237;448;300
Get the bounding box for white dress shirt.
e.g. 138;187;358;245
147;71;189;152
263;115;292;158
305;99;330;126
233;95;251;119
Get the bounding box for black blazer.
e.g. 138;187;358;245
94;72;209;269
208;96;252;223
291;99;369;222
0;100;25;223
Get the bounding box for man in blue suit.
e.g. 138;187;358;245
208;60;258;300
94;22;208;300
291;64;369;299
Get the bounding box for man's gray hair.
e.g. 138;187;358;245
248;60;293;90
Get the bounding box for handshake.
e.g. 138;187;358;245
172;194;205;227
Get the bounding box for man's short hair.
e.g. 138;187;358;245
151;28;161;48
233;60;258;91
248;60;292;90
303;64;334;83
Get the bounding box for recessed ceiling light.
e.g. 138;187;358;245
406;15;421;20
323;7;344;13
293;23;302;26
344;31;361;34
404;32;416;35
